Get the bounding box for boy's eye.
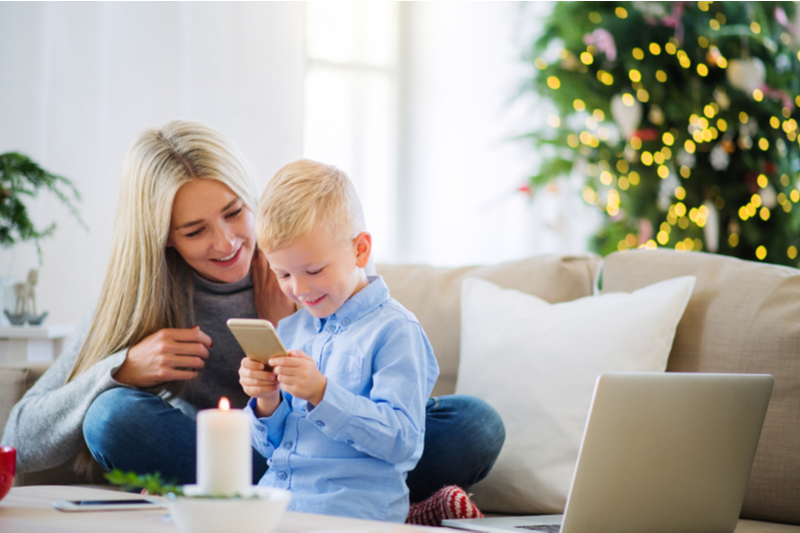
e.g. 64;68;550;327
307;268;323;275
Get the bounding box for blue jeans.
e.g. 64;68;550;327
84;388;505;503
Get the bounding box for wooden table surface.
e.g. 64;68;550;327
0;485;438;533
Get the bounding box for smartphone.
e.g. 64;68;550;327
53;499;166;512
226;318;288;371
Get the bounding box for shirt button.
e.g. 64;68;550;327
342;318;350;326
327;325;335;333
283;441;293;449
315;420;325;428
277;471;287;480
346;440;354;445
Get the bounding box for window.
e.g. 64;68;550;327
303;2;399;262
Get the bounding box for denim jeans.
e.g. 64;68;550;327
83;388;505;503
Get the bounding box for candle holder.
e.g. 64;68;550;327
166;485;291;533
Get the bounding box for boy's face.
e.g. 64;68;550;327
266;224;371;319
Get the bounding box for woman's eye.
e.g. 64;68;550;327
225;207;243;219
185;228;204;238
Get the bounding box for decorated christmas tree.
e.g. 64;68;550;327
525;1;800;266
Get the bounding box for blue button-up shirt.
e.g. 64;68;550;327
245;276;439;522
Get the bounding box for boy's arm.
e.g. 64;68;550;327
305;320;439;465
243;394;293;459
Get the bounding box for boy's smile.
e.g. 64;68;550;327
266;224;371;319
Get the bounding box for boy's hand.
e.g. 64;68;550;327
238;357;281;417
270;350;327;407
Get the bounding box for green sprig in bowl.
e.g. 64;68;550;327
106;470;291;533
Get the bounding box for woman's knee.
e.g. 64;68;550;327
432;395;505;437
83;388;158;455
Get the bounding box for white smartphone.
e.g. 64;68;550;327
52;498;166;512
226;318;288;371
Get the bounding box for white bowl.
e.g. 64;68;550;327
167;486;291;533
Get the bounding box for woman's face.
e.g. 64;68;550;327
167;178;256;283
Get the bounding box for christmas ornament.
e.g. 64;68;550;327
676;149;696;169
726;58;766;93
611;94;642;140
710;144;731;171
703;200;720;253
713;87;731;110
761;185;778;209
648;105;665;126
583;29;617;61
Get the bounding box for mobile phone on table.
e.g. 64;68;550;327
226;318;288;372
53;498;166;512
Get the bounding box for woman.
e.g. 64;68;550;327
1;120;504;510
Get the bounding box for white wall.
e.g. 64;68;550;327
399;1;598;266
0;2;305;325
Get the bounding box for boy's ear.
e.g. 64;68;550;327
353;232;372;268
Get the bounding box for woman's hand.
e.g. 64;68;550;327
239;357;281;417
252;247;296;325
114;327;212;388
271;350;327;407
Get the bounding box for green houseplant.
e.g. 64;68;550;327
0;152;85;262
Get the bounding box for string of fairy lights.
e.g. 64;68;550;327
526;1;800;267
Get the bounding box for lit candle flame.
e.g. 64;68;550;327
218;397;230;411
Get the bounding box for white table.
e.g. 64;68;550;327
0;325;74;365
0;485;438;533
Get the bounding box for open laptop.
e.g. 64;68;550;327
443;372;773;533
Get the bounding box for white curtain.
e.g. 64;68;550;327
0;2;305;324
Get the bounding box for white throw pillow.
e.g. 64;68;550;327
455;275;696;514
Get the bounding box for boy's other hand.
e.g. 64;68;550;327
270;350;327;407
238;357;282;416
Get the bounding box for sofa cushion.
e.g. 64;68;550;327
602;249;800;525
377;254;600;397
456;275;695;514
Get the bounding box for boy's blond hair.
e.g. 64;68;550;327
257;159;366;252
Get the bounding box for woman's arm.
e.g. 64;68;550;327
0;306;129;472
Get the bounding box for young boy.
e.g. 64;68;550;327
239;159;440;522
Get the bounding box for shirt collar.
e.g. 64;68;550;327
312;275;388;333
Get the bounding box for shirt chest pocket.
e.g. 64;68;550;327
328;353;367;391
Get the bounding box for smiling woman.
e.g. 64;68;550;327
167;179;256;284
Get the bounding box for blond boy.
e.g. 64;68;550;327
239;159;439;522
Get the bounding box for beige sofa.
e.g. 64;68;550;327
2;249;800;531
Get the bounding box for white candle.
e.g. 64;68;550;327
196;397;252;497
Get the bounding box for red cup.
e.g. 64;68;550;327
0;446;15;501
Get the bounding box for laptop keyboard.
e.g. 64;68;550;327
514;526;561;532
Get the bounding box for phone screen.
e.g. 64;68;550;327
71;500;155;506
53;498;166;512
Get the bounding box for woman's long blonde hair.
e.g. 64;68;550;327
66;120;258;473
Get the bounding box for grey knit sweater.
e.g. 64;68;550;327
1;272;258;473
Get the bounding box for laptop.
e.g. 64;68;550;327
443;372;773;533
